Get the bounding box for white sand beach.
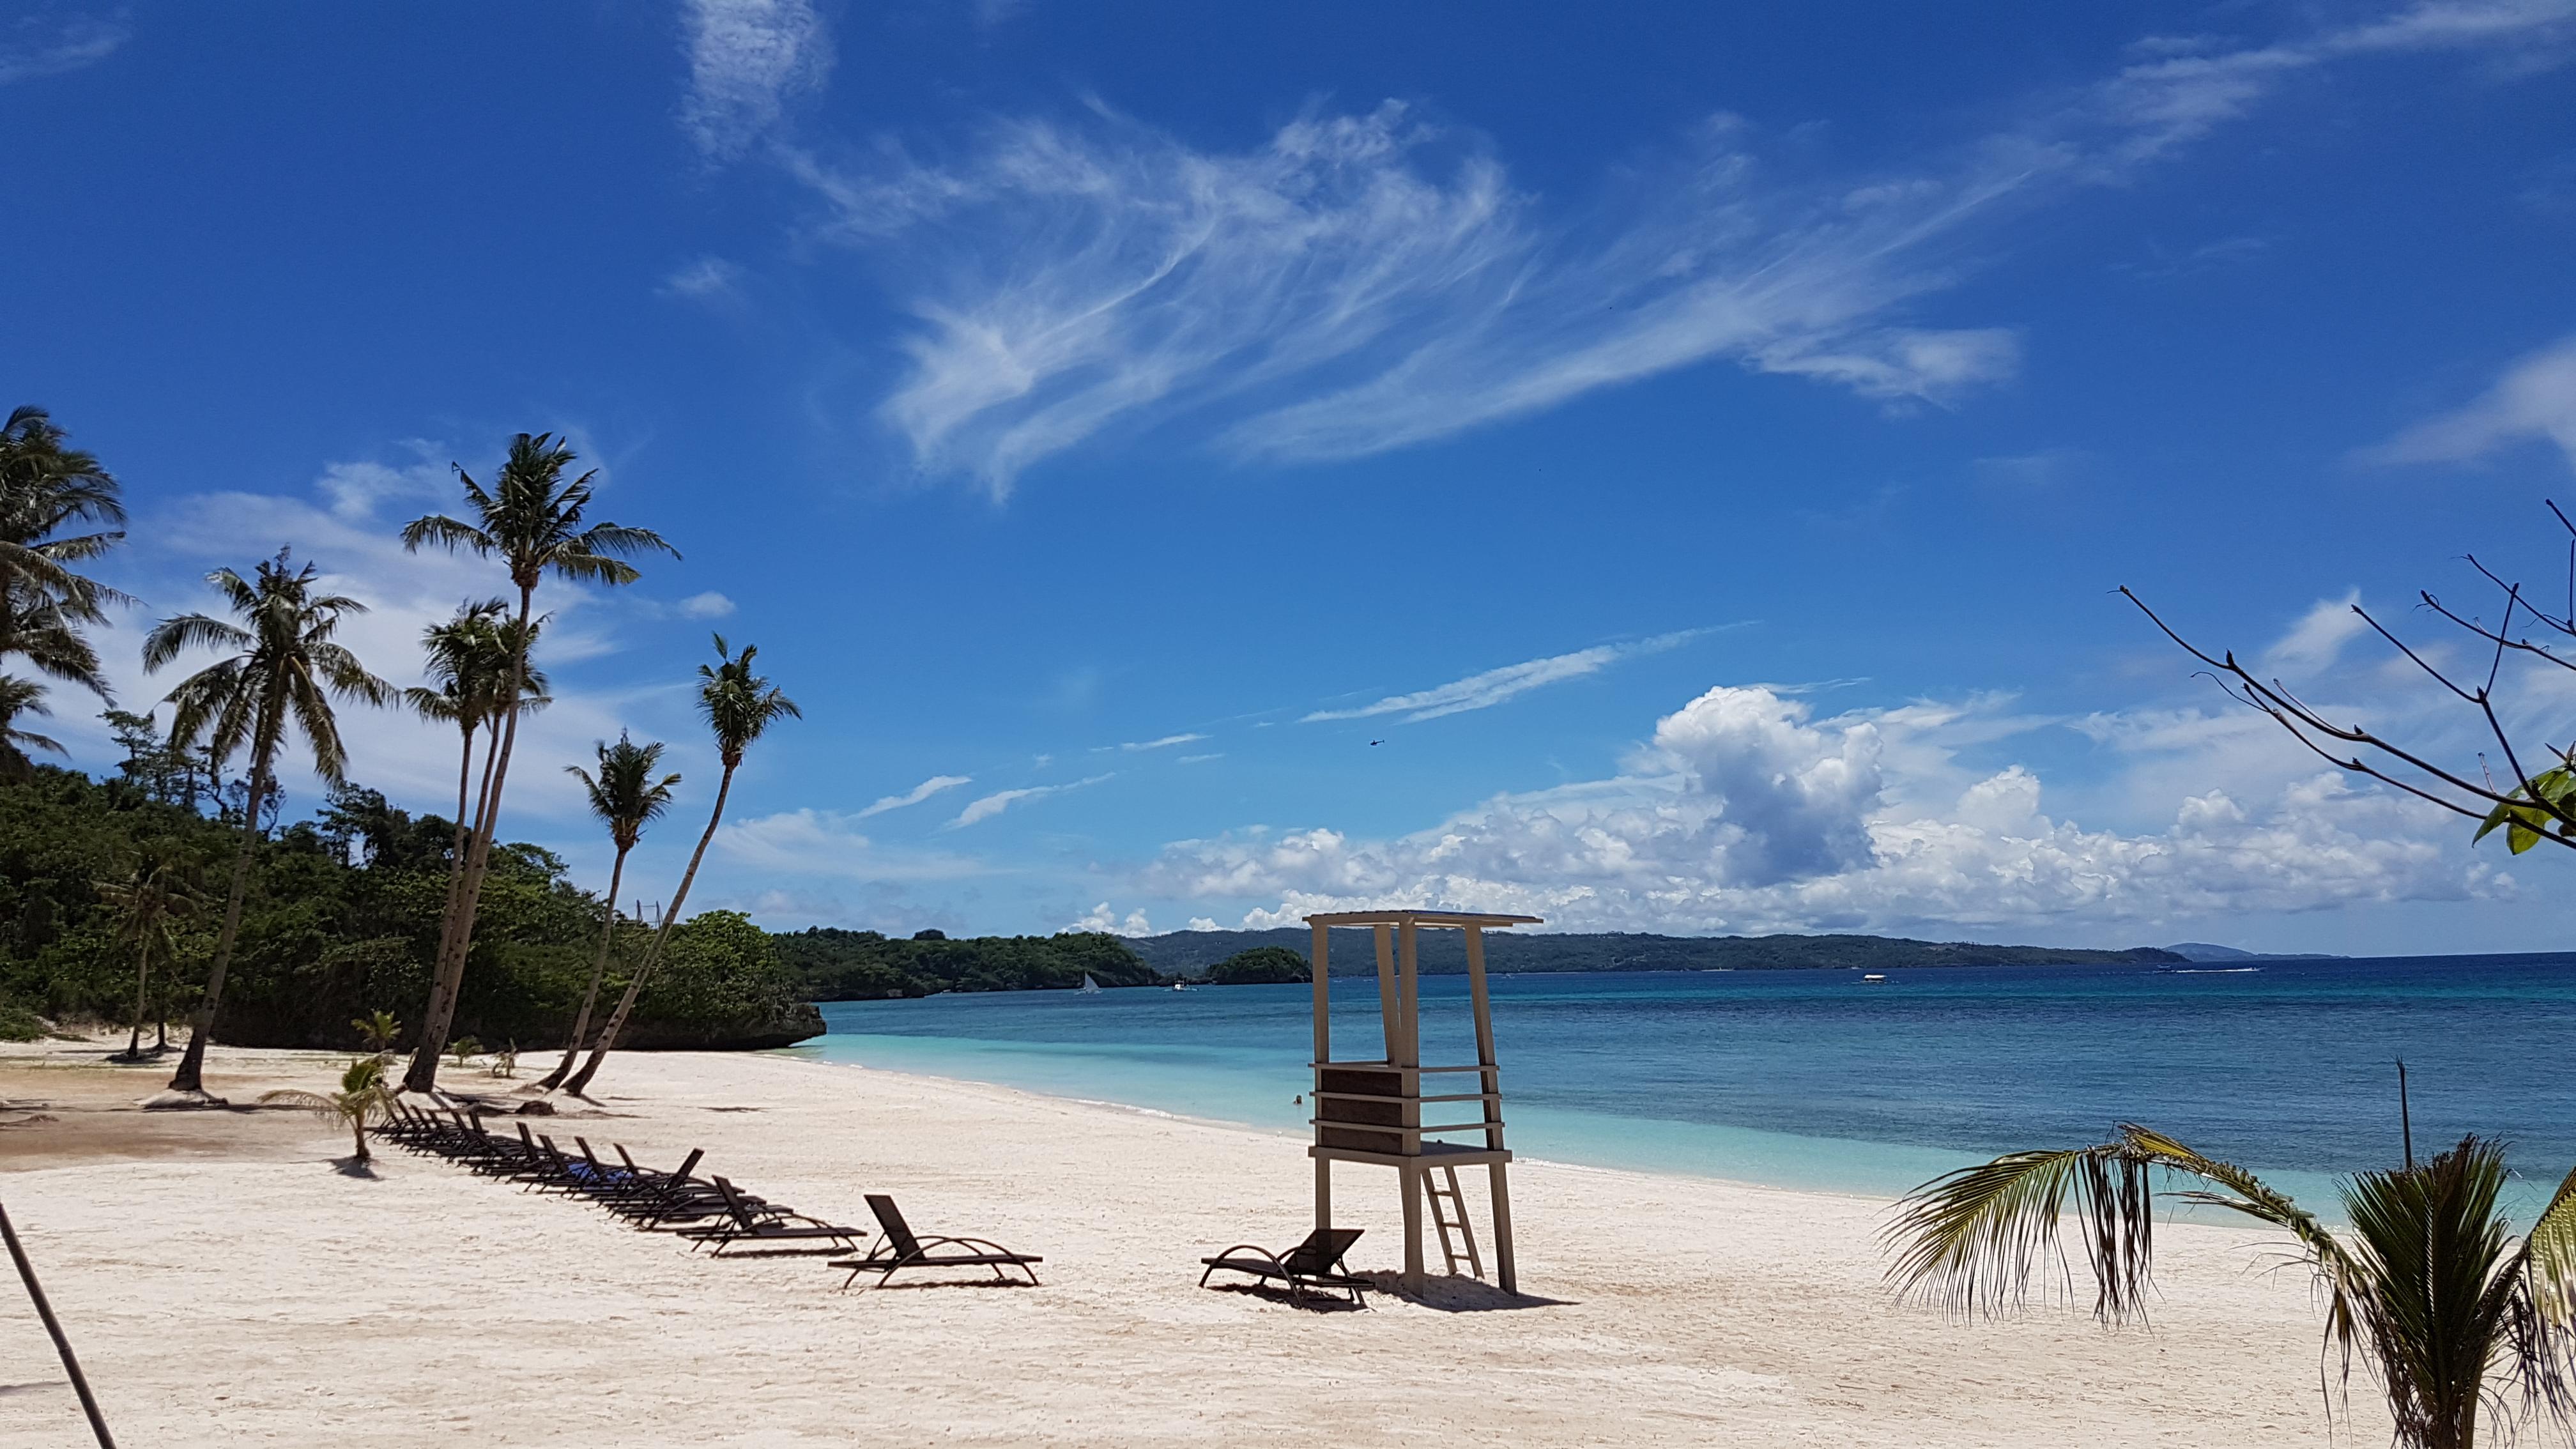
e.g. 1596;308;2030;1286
0;1039;2381;1447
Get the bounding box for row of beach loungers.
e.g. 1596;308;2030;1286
379;1102;1377;1305
378;1102;1042;1291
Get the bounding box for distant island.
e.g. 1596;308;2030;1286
783;925;2189;999
2163;942;2347;963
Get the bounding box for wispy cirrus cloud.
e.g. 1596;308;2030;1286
947;772;1112;828
0;11;129;86
680;0;831;160
784;1;2573;493
856;773;974;818
1113;732;1208;752
2364;332;2576;473
1303;631;1710;724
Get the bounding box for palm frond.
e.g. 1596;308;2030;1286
141;611;251;671
1883;1143;2157;1321
401;513;494;556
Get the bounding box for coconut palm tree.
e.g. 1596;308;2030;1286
398;433;673;1094
0;673;65;781
259;1055;396;1163
0;405;128;666
98;847;201;1062
404;602;549;997
144;550;391;1100
0;407;128;756
533;732;680;1092
562;638;795;1096
1885;1123;2576;1449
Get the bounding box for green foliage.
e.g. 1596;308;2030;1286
0;999;43;1041
778;927;1161;999
1204;946;1311;985
2476;763;2576;854
258;1054;396;1161
446;1035;482;1064
0;765;818;1052
351;1009;400;1053
1885;1126;2576;1448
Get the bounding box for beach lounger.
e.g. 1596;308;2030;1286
1199;1227;1371;1307
684;1177;868;1257
829;1195;1042;1291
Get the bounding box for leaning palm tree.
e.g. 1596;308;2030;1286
533;732;680;1092
98;848;201;1061
404;601;549;1005
562;637;796;1096
1885;1123;2576;1449
144;551;392;1100
259;1055;396;1163
0;673;65;781
397;434;673;1094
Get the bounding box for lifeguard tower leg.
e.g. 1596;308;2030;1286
1489;1161;1517;1295
1400;1162;1426;1293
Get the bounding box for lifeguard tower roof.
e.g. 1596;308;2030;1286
1303;910;1543;928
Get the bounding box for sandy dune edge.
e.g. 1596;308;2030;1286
0;1039;2375;1446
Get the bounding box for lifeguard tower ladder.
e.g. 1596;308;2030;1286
1306;909;1539;1295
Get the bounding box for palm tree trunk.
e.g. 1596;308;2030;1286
167;731;277;1096
534;844;629;1092
123;950;151;1058
404;587;534;1092
562;763;733;1096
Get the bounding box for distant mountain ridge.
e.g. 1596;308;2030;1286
1123;928;2184;976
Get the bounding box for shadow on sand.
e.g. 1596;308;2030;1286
1367;1273;1574;1312
1201;1282;1371;1314
331;1155;379;1179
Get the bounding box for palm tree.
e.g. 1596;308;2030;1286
404;601;549;1000
351;1009;401;1057
0;407;128;755
143;550;391;1100
259;1055;396;1163
1885;1123;2576;1449
0;405;128;663
98;847;201;1061
533;732;680;1092
0;673;65;780
398;433;673;1094
562;637;796;1096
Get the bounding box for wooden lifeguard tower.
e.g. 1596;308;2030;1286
1306;908;1540;1295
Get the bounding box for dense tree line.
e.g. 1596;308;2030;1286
777;927;1165;998
0;763;819;1050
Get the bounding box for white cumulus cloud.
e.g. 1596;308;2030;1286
1066;901;1154;936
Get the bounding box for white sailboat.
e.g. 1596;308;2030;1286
1078;974;1101;995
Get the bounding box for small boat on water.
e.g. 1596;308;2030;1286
1860;973;1887;983
1078;974;1101;995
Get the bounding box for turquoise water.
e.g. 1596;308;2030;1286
791;955;2576;1218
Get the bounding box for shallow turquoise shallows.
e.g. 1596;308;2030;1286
789;954;2576;1222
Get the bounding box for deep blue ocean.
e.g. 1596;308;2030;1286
792;954;2576;1220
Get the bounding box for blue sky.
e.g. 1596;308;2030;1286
8;1;2576;953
